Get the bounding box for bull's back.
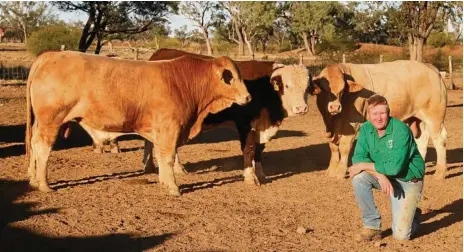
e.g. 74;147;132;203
29;51;181;130
350;60;446;119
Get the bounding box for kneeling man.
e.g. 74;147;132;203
349;94;425;241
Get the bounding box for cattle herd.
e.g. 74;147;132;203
25;48;448;196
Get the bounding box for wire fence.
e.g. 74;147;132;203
0;48;461;88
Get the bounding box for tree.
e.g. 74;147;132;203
400;2;460;61
289;2;340;56
0;1;58;43
54;1;178;54
180;1;218;55
220;1;277;56
349;2;389;44
174;25;192;48
151;24;170;50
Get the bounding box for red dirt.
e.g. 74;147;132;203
0;86;462;251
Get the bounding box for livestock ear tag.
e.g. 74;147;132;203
273;80;280;91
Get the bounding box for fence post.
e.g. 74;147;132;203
342;53;346;63
60;44;65;51
448;56;455;90
134;48;139;60
299;53;303;65
380;54;383;63
252;52;254;60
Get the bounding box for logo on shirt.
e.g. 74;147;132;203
386;139;393;149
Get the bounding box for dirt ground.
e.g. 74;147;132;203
0;85;462;252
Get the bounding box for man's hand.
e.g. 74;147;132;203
376;173;394;195
348;164;363;178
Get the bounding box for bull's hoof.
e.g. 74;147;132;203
38;184;54;192
244;176;260;185
144;165;156;174
93;148;104;154
169;187;181;196
326;168;337;178
433;170;446;180
333;171;346;180
254;163;267;184
29;179;39;188
326;165;337;177
110;147;120;154
173;163;188;175
244;167;261;185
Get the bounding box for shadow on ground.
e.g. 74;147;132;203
0;179;172;251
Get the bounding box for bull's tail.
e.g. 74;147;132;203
25;54;47;159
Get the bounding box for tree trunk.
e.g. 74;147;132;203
415;37;425;62
301;32;314;56
154;36;160;50
408;33;417;61
201;27;212;56
310;35;316;55
21;21;27;44
234;21;245;56
243;31;254;56
95;39;103;54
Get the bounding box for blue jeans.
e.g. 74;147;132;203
352;172;423;240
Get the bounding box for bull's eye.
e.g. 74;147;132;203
285;85;289;88
222;69;233;85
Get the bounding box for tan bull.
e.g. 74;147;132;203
25;51;251;195
310;60;447;180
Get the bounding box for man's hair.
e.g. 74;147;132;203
367;94;390;113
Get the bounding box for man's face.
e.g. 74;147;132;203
368;104;389;130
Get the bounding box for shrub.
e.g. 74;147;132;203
27;26;80;56
428;31;455;48
278;40;292;53
387;38;403;46
159;37;182;49
275;56;299;65
212;40;236;56
316;37;359;54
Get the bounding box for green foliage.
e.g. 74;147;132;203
316;36;358;53
212;40;236;55
275;56;299;65
0;1;59;42
261;55;269;60
387;38;403;46
26;26;80;56
425;49;448;71
278;40;292;53
427;31;455;48
159;37;182;49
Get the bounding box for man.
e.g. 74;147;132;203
348;94;425;241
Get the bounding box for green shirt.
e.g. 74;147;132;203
352;117;425;181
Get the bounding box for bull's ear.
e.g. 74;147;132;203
309;77;322;95
346;80;363;93
270;75;284;94
272;63;284;70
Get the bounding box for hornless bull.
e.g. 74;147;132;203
26;51;251;195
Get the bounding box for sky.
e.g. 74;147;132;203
55;4;457;34
55;7;197;34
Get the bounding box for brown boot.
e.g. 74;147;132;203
355;228;382;241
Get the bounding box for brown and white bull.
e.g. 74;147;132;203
310;60;447;180
144;49;310;185
25;51;251;195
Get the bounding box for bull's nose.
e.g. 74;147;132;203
245;95;252;103
294;105;308;114
329;104;341;113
